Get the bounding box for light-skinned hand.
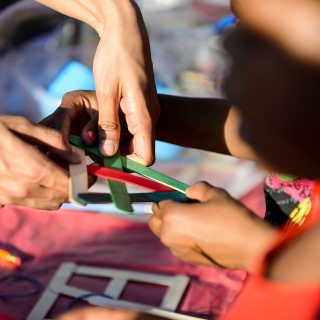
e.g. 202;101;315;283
0;115;81;210
36;0;160;165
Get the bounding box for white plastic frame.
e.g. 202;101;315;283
27;262;201;320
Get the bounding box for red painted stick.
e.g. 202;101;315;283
87;164;173;192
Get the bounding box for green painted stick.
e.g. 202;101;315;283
69;136;133;213
121;158;189;194
103;152;133;213
69;135;189;194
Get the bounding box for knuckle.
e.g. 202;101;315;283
141;154;154;167
12;186;28;199
48;202;62;211
53;202;62;210
25;167;41;182
61;91;75;101
53;130;68;148
0;195;12;205
170;250;182;259
160;231;174;247
44;190;56;202
17;116;30;124
161;210;172;224
196;181;212;189
98;121;119;133
15;117;32;133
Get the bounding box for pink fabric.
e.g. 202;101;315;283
265;174;314;203
0;185;264;319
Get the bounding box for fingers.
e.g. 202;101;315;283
0;178;63;200
0;184;65;210
121;96;155;166
59;90;99;145
149;200;182;237
97;95;120;157
81;112;98;145
125;127;154;166
94;42;121;158
148;213;161;237
20;145;70;193
170;248;217;266
1;131;70;194
38;163;69;193
186;182;227;202
2;115;81;164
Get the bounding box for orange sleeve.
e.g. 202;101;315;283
222;276;320;320
222;180;320;320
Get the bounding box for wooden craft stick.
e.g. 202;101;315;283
69;135;189;194
102;151;133;213
122;157;189;193
87;164;172;192
68;146;88;206
69;136;133;213
78;191;189;205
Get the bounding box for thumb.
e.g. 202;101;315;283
97;95;120;157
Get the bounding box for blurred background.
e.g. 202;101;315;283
0;0;265;215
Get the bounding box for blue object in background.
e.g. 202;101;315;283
156;80;176;95
155;141;183;162
48;61;95;98
32;61;95;120
214;15;238;35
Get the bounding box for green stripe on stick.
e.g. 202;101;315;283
69;135;189;195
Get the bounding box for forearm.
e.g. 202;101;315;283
156;94;258;159
35;0;136;36
267;222;320;282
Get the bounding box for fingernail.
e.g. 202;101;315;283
87;131;96;143
101;140;116;156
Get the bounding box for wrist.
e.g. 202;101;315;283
98;0;138;37
244;221;279;274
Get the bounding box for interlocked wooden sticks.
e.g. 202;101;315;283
69;135;190;213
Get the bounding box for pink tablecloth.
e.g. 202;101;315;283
0;185;265;320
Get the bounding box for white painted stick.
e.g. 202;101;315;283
68;146;88;206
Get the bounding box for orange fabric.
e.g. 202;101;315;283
222;276;320;320
222;181;320;320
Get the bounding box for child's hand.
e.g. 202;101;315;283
40;91;99;146
41;90;151;162
149;182;278;273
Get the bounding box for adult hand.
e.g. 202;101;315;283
149;182;278;273
0;115;80;210
93;1;159;165
36;0;160;166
